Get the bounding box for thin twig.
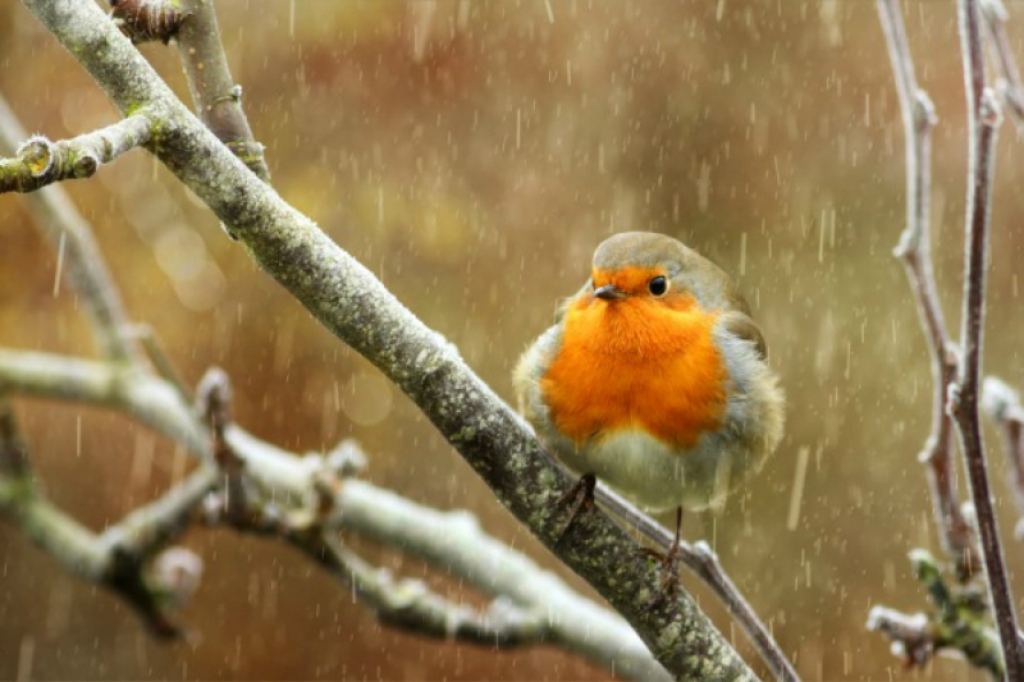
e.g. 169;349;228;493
0;400;30;476
174;0;270;182
0;94;144;363
0;402;214;637
952;2;1023;679
130;324;190;401
294;531;550;647
981;0;1024;130
0;113;152;193
110;0;190;44
591;475;798;682
982;378;1024;538
876;0;978;578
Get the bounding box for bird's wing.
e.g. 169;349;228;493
720;309;768;360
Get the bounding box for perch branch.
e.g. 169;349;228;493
951;1;1023;678
876;0;978;578
0;93;145;364
981;378;1024;538
0;113;152;194
16;1;774;678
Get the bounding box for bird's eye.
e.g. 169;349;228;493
648;276;668;297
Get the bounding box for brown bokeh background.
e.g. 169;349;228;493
2;1;1023;680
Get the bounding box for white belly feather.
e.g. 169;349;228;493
556;428;738;513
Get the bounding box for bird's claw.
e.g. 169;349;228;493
642;507;683;609
555;473;597;542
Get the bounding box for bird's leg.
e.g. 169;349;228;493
641;506;684;605
555;472;597;541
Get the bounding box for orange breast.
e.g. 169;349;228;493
541;294;727;449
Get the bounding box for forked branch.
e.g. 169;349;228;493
951;2;1023;678
876;0;978;578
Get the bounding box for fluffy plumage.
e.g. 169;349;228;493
514;232;784;511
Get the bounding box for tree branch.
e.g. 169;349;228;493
0;93;145;364
876;0;978;579
173;0;270;182
982;378;1024;539
952;2;1023;679
0;113;152;193
190;370;565;654
981;0;1024;130
109;0;189;45
0;348;672;681
295;530;552;648
592;483;798;681
0;400;212;637
14;2;771;678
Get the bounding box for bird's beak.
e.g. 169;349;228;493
594;284;627;301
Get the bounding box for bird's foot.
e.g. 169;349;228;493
555;472;597;542
641;506;684;608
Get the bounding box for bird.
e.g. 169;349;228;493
514;231;784;593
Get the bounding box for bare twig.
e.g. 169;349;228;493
876;0;978;578
867;608;935;668
110;0;190;45
129;324;189;400
982;378;1024;538
174;0;270;182
0;94;145;364
951;2;1023;678
591;480;798;682
18;2;762;678
100;465;217;563
0;348;671;681
197;368;266;528
981;0;1024;130
0;400;213;637
0;113;152;193
294;530;550;647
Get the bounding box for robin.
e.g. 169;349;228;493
514;232;784;590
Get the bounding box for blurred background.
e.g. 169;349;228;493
1;1;1023;679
